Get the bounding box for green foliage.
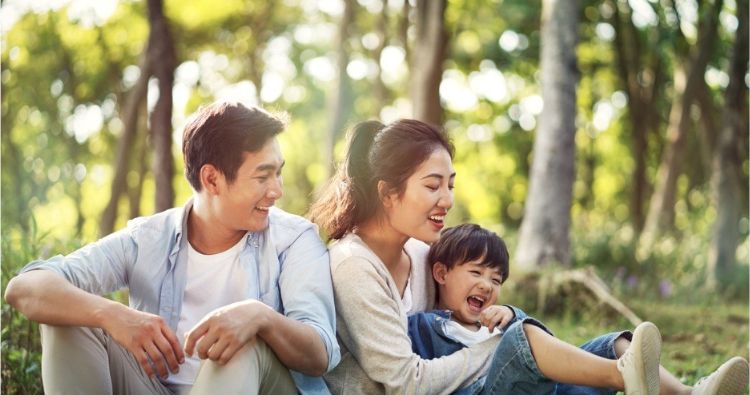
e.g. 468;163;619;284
2;220;65;395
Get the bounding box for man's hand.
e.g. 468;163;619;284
184;300;272;365
101;304;184;379
478;305;515;332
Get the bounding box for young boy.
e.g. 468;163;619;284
408;224;749;395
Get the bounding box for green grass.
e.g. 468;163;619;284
2;225;747;393
1;299;746;394
539;300;749;393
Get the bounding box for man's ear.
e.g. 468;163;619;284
199;164;223;194
432;262;449;285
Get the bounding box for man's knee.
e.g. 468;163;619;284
215;338;275;371
192;338;295;394
40;324;107;352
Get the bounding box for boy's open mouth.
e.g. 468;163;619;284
467;295;485;312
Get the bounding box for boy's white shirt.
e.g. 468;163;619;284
444;319;502;346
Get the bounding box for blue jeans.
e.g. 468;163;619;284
479;318;632;395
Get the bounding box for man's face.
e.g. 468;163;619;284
215;138;284;233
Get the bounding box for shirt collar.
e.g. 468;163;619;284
176;197;262;249
174;198;193;243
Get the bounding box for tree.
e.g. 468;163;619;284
324;0;355;178
638;0;724;256
372;0;390;111
609;0;665;232
148;0;177;213
515;0;579;270
707;0;748;290
99;55;150;236
411;0;447;125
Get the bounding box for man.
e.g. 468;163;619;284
5;102;340;394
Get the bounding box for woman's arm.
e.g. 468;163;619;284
332;257;500;395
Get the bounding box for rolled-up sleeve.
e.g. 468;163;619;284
19;229;136;296
277;227;341;372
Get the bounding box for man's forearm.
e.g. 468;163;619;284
4;270;117;328
258;309;329;376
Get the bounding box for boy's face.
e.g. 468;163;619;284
433;258;503;327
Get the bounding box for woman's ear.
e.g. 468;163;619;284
432;262;449;284
377;180;395;207
199;164;223;194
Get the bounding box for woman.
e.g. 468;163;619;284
308;119;747;395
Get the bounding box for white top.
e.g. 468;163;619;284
444;320;502;346
165;237;249;391
401;279;413;313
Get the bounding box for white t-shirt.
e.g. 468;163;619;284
164;237;249;391
444;320;502;346
401;279;413;313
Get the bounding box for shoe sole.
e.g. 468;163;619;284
630;321;662;395
712;357;750;395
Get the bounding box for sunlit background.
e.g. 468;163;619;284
2;0;747;303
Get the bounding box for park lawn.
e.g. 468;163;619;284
538;299;749;394
2;292;747;394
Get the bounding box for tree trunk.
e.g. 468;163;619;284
128;137;149;219
246;3;273;104
707;0;748;289
610;0;662;232
695;80;719;171
324;0;355;179
515;0;579;271
638;0;723;256
399;0;410;70
99;55;150;236
147;0;177;213
373;0;389;111
411;0;447;126
129;99;150;219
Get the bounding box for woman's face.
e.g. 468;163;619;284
383;147;455;243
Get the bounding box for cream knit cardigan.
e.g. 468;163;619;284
324;233;500;395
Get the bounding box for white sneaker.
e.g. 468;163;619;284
616;321;662;395
691;356;749;395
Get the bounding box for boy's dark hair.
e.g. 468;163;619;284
427;224;509;284
182;101;287;191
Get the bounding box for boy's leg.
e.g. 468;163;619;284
479;318;558;395
555;331;630;395
189;338;296;395
40;324;172;395
481;319;661;395
522;323;624;390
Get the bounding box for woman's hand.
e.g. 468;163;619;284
478;305;515;332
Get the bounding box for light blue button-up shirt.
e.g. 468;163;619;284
20;200;340;394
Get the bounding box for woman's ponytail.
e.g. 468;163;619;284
308;121;384;240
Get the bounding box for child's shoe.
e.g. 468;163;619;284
691;356;749;395
616;321;662;395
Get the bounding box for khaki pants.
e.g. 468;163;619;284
40;325;297;395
